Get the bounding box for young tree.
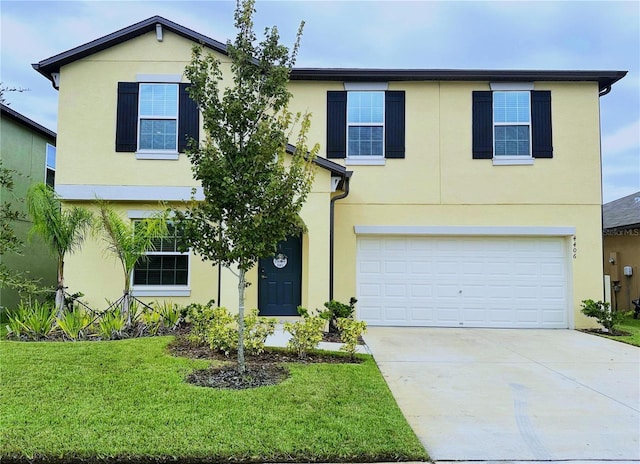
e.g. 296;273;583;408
95;201;168;324
26;183;92;315
175;0;318;373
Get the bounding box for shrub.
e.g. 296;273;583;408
284;309;325;359
57;307;92;341
243;309;277;356
155;300;182;330
206;307;276;356
208;306;238;355
321;297;357;333
5;301;56;340
141;308;163;336
96;308;127;340
580;299;624;332
184;300;217;344
337;318;367;359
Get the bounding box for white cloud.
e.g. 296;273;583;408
602;120;640;156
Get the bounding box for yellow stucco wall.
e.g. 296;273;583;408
55;28;606;327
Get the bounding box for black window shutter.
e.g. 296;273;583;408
326;91;347;159
115;82;139;152
531;91;553;158
178;83;199;153
472;91;493;159
385;91;405;159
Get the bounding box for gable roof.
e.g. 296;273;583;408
33;16;229;85
0;103;56;141
603;191;640;230
33;16;626;93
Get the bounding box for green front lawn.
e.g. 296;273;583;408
0;337;427;462
601;313;640;347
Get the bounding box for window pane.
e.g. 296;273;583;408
348;126;383;156
46;144;56;169
139;84;178;117
493;91;530;123
139;120;177;150
494;125;530;156
348;91;384;123
46;169;55;188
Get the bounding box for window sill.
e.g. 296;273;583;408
492;157;534;166
132;287;191;297
135;152;180;160
345;157;386;166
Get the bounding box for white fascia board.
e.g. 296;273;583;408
136;74;182;83
56;185;204;201
354;225;577;236
490;82;534;91
343;82;388;91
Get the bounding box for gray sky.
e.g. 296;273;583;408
1;0;638;202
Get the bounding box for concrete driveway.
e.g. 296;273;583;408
364;328;640;461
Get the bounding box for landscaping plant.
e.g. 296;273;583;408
337;318;367;359
206;307;276;356
6;300;56;340
96;307;126;340
26;183;93;316
284;307;325;359
580;299;624;332
56;307;92;341
173;0;318;373
184;300;217;344
321;297;357;333
95;201;168;325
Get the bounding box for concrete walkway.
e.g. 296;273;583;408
364;327;640;462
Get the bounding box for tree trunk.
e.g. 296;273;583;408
123;291;131;327
237;268;246;373
55;255;65;317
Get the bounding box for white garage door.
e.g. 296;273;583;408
357;236;569;328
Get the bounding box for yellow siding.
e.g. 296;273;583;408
56;28;606;327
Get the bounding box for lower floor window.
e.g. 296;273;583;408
131;220;189;287
133;255;188;286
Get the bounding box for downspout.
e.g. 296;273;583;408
329;171;352;301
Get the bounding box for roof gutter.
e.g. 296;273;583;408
599;85;612;97
329;171;352;301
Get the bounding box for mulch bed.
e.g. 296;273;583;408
168;336;362;390
579;328;632;337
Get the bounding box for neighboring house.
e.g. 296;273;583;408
32;16;626;329
0;103;57;310
603;191;640;311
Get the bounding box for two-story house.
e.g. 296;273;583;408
0;104;58;310
33;16;626;328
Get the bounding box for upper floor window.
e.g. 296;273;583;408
472;89;552;163
45;143;56;187
347;91;384;157
327;89;405;162
493;91;531;157
138;84;178;152
115;81;199;160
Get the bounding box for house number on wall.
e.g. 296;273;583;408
572;236;577;259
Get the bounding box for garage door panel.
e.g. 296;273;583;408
357;236;569;328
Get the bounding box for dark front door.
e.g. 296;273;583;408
258;235;302;316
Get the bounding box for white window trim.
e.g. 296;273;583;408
490;82;534;91
492;157;535;166
492;90;532;159
345;157;386;166
137;83;179;155
129;216;191;296
136;74;182;83
45;143;56;184
354;225;576;237
347;90;385;159
344;82;388;91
